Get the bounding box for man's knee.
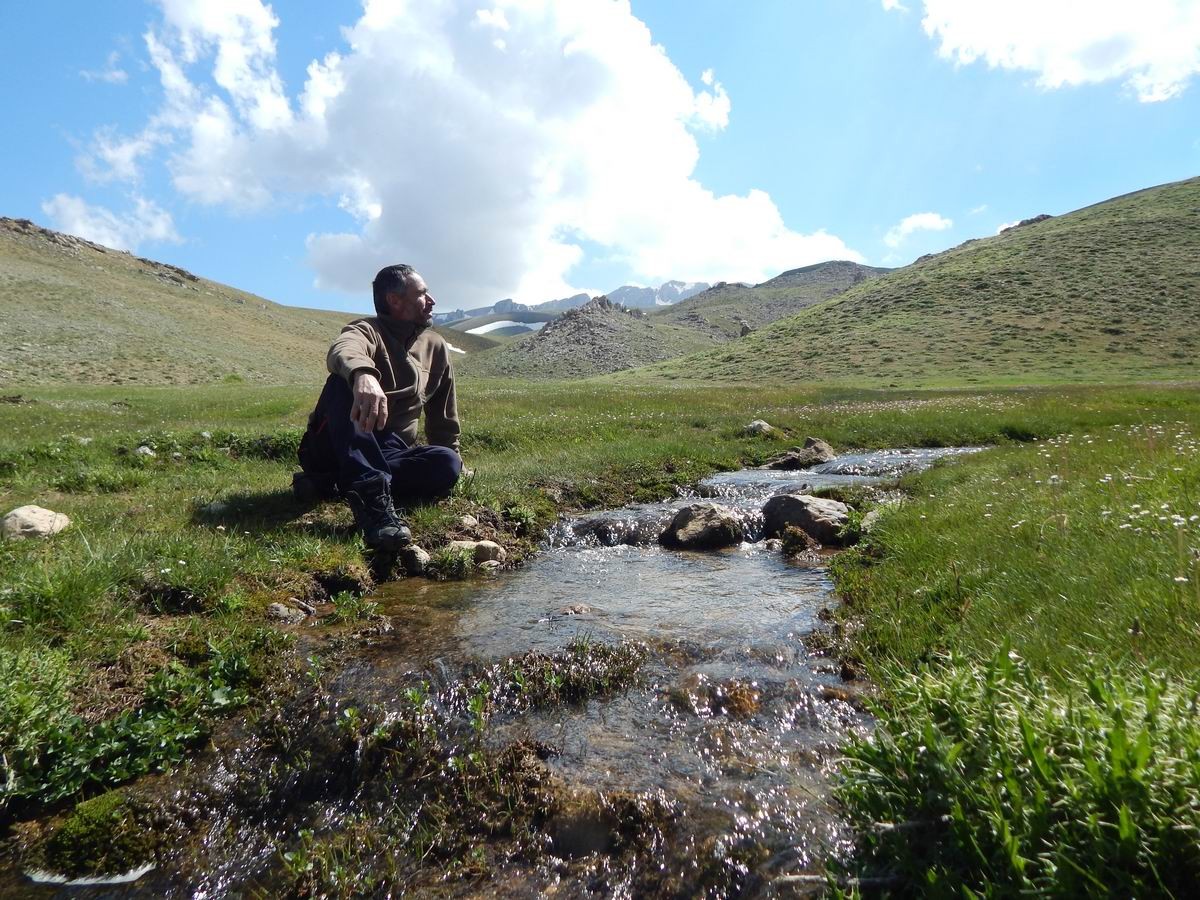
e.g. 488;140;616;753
427;446;462;492
391;446;461;500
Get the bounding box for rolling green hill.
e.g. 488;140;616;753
0;217;357;385
651;260;889;339
617;177;1200;387
0;217;494;386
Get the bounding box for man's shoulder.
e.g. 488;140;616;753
342;315;383;334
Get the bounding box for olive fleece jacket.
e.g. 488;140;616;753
325;316;460;453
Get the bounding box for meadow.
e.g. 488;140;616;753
3;378;1200;892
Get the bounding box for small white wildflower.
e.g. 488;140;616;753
1175;576;1189;583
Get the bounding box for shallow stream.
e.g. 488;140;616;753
16;448;976;898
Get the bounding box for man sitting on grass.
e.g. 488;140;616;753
295;264;462;552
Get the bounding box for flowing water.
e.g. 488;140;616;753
13;448;978;898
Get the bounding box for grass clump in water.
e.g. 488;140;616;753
39;790;158;878
327;590;378;623
427;544;474;580
834;649;1200;897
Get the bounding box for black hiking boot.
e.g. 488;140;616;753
292;470;339;503
344;474;411;552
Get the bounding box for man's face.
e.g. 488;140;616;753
387;272;435;324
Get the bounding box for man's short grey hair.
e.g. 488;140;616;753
372;264;415;316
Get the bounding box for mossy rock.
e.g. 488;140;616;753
42;791;158;877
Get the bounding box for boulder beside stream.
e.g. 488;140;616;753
762;436;836;470
762;494;849;546
659;503;744;550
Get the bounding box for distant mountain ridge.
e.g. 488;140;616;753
606;280;710;309
433;279;711;325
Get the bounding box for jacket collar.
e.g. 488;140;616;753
376;316;429;346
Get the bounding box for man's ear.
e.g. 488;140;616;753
384;290;401;316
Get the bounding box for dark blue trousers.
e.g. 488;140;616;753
299;375;461;504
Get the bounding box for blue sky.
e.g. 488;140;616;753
2;1;1198;314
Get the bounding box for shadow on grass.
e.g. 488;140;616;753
190;488;355;540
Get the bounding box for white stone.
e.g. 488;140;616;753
446;539;507;564
745;420;775;435
460;514;480;529
134;445;156;458
3;505;71;540
266;602;305;623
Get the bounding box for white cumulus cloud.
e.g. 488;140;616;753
41;194;181;251
72;0;858;306
884;211;953;248
889;0;1200;102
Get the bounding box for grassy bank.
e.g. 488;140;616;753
3;379;1199;859
827;409;1200;894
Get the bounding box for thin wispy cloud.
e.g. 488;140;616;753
80;50;129;85
884;211;953;248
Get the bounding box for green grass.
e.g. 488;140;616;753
623;176;1200;387
830;420;1200;674
834;651;1200;897
826;406;1200;894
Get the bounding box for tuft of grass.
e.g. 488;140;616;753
328;590;378;623
427;545;474;580
835;649;1200;897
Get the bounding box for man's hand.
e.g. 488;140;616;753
351;372;388;432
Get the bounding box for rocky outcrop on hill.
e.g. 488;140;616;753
457;295;718;379
1001;214;1053;233
2;217;202;291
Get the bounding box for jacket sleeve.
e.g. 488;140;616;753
424;352;461;453
327;321;381;386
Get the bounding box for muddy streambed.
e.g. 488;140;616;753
12;448;977;898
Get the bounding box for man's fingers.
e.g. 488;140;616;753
351;384;387;432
